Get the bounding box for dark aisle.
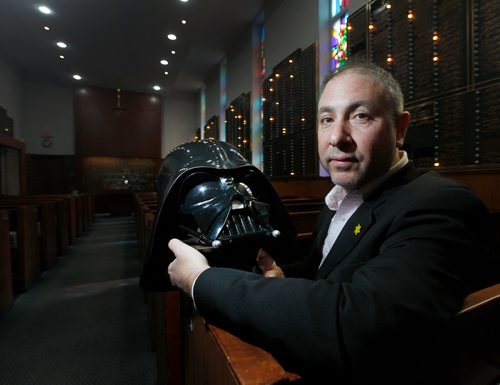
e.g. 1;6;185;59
0;215;157;385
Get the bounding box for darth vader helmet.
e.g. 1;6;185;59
140;140;296;291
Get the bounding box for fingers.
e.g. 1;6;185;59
256;248;274;270
168;238;188;255
256;248;285;278
263;270;281;278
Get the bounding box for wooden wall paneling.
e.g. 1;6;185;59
74;87;161;158
26;155;76;195
0;135;27;195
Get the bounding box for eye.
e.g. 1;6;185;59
352;112;372;122
319;116;334;125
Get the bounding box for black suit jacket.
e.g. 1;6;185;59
194;163;499;384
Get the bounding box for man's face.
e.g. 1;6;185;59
317;71;407;191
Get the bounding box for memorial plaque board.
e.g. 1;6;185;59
475;0;500;82
262;44;317;177
437;0;467;92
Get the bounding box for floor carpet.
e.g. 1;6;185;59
0;215;157;385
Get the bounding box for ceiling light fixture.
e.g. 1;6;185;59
182;20;187;24
164;71;169;75
44;26;50;31
73;74;82;80
167;34;177;41
160;59;168;65
38;5;52;14
57;41;67;48
153;85;161;91
171;50;176;54
180;0;189;2
59;55;64;59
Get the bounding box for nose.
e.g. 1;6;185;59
328;120;352;147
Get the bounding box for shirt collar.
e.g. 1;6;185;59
325;151;408;211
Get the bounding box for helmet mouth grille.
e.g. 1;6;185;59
218;212;268;240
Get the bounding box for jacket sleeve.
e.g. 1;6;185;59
193;184;498;380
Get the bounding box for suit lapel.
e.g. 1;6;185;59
314;162;422;279
315;207;334;249
315;201;376;278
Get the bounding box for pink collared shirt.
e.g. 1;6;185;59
319;151;409;268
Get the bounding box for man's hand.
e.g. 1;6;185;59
168;238;210;297
256;248;285;278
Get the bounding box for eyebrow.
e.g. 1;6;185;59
318;100;375;114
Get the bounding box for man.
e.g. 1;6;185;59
167;61;498;384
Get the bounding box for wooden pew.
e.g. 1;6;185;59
34;193;95;241
282;197;323;232
0;209;13;313
0;198;58;270
182;283;500;385
67;193;93;236
133;192;158;259
430;283;500;384
282;197;324;213
185;309;300;385
0;205;40;293
133;192;183;385
154;291;183;385
31;194;79;244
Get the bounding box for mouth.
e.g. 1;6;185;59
329;156;357;169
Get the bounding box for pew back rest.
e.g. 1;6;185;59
429;283;500;385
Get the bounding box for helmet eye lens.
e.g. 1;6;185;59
177;173;273;245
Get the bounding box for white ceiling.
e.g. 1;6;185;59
0;0;282;96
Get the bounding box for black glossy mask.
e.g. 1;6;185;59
139;140;296;292
178;173;278;248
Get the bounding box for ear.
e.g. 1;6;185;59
395;111;410;148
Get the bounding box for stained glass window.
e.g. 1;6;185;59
331;0;349;71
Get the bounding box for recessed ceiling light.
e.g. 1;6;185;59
57;41;67;48
164;71;169;75
167;34;177;41
160;59;168;65
59;55;65;59
171;51;176;55
181;20;187;24
38;5;52;14
73;74;82;80
180;0;189;2
44;26;50;31
153;85;161;91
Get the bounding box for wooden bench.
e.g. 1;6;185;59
133;192;158;259
0;198;58;270
182;283;500;385
282;197;324;213
133;192;182;385
0;204;40;293
282;197;322;231
30;194;77;244
30;193;94;243
0;209;13;313
430;283;500;384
